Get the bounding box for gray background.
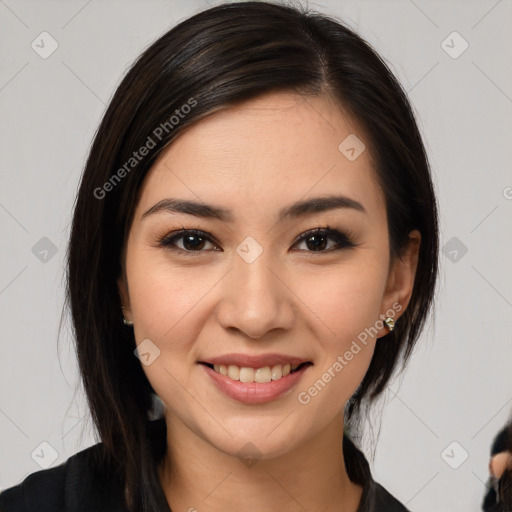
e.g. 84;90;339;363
1;1;511;511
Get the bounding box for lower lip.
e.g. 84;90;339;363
200;364;311;404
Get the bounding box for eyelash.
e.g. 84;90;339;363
156;226;356;255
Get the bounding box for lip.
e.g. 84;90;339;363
199;352;310;368
200;363;311;404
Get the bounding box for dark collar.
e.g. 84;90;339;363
148;417;378;512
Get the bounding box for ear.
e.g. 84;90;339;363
377;229;421;337
117;274;133;324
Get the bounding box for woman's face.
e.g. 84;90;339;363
119;91;419;459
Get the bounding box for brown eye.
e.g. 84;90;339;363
159;229;219;253
158;226;355;255
293;227;354;252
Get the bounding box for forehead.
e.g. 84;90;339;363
136;91;384;222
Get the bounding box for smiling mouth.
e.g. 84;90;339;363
199;361;313;383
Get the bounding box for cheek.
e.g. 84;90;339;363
293;259;387;343
127;249;215;345
124;253;223;410
291;260;387;403
125;254;211;405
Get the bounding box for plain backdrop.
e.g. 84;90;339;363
1;1;511;511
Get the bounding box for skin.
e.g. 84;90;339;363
118;91;421;512
490;451;512;479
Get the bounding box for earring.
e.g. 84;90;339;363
121;306;133;326
384;317;395;332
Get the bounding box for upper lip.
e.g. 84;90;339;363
199;353;312;368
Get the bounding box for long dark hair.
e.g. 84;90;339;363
66;2;439;510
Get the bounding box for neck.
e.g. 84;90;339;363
157;411;363;512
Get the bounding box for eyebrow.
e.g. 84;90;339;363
141;194;366;222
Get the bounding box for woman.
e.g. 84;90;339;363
0;2;438;511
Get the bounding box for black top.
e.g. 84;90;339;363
0;417;410;512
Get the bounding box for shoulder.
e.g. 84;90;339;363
373;481;411;512
343;433;411;512
0;462;66;512
0;443;126;512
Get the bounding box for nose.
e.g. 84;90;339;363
215;249;296;339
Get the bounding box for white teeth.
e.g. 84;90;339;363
255;367;272;383
271;365;283;380
240;367;254;383
211;363;300;383
227;365;240;380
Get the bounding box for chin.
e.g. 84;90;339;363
204;421;303;462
